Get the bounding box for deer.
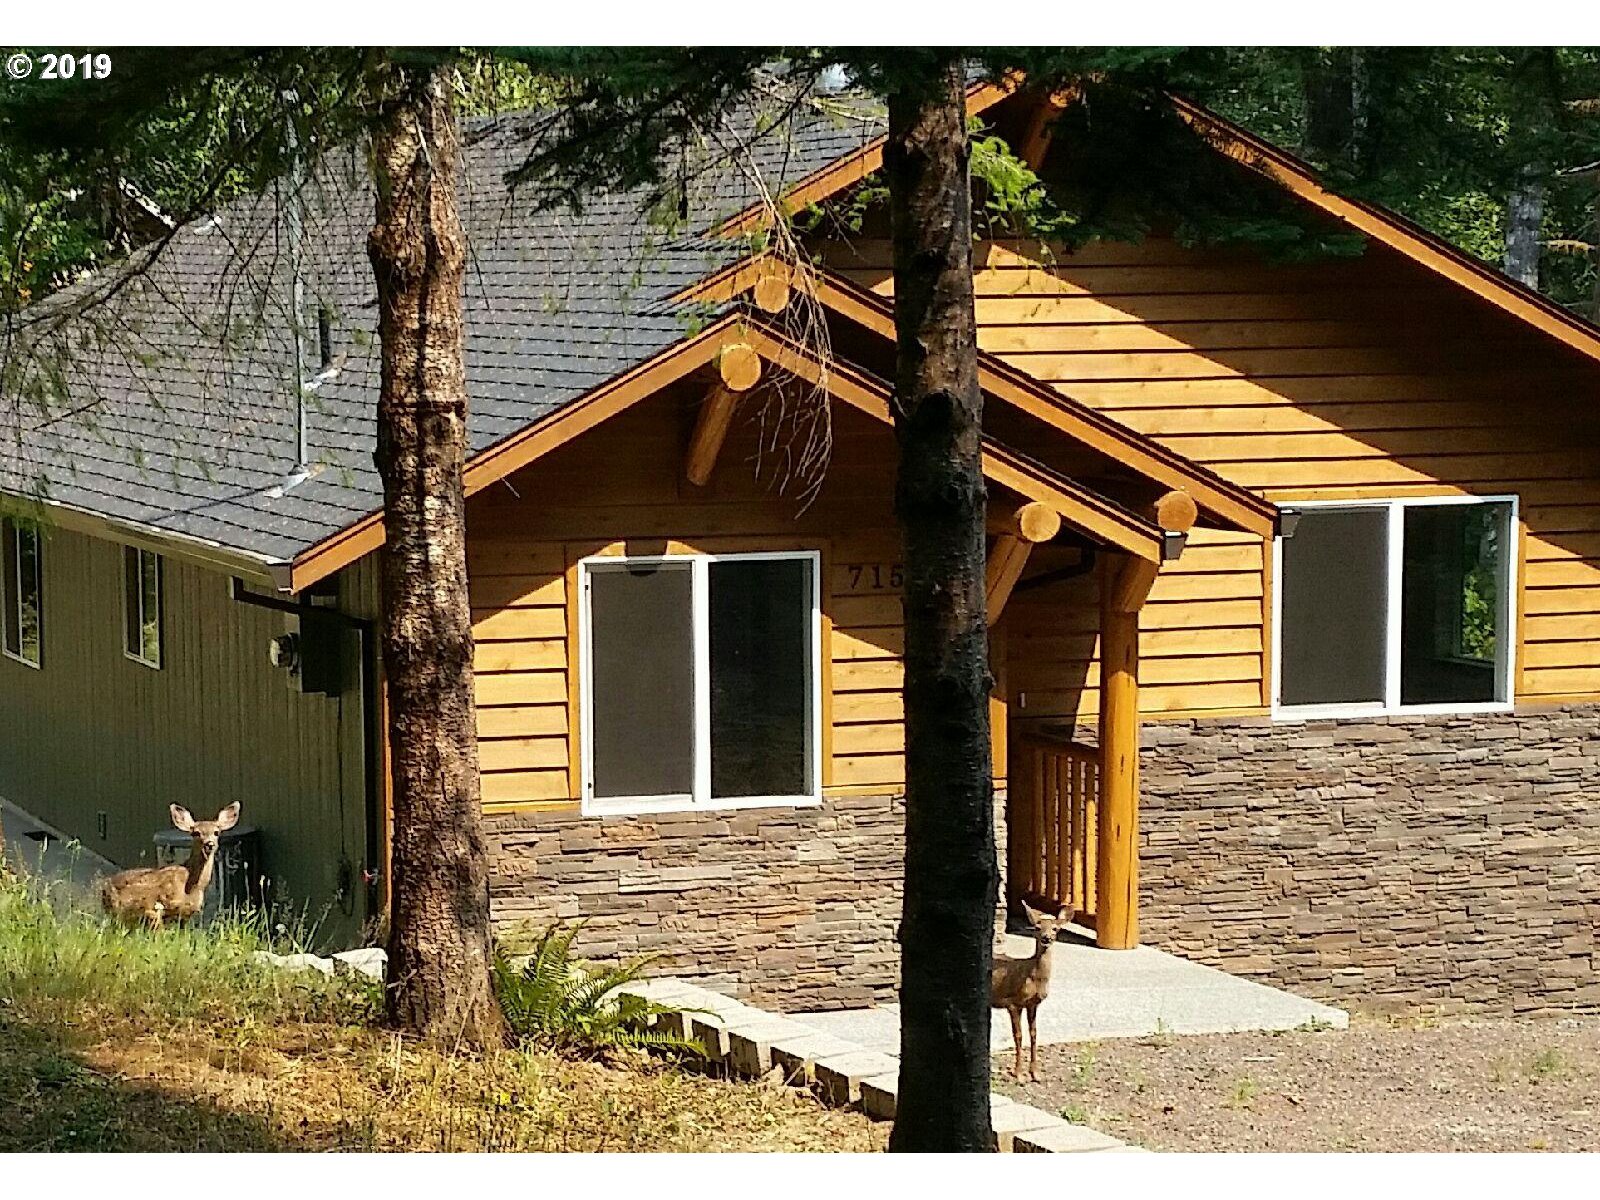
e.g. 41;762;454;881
100;803;241;930
991;901;1065;1082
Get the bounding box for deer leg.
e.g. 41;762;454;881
1008;1007;1024;1080
1027;1005;1040;1081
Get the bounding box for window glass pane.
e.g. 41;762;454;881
124;546;142;655
140;552;161;664
17;526;40;664
1280;508;1389;706
1401;503;1508;705
588;562;695;800
709;558;813;799
2;521;20;659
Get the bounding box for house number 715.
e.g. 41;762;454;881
844;563;904;592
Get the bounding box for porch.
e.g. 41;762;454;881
791;927;1349;1052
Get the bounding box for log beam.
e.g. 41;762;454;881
685;346;762;486
984;502;1061;624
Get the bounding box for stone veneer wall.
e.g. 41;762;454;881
1137;704;1600;1015
486;793;1008;1012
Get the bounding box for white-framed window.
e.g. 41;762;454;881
578;550;822;814
1271;495;1518;719
2;517;42;669
123;545;163;669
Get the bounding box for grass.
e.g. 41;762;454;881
0;869;882;1152
1223;1075;1259;1110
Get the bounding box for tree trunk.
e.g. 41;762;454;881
1504;166;1546;289
1302;48;1355;171
1504;50;1560;292
884;58;997;1154
368;62;507;1048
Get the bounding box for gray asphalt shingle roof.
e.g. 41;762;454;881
0;101;884;567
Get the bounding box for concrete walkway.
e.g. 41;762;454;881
790;927;1348;1056
622;974;1134;1152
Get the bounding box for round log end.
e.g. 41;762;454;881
1153;490;1199;533
1015;501;1062;544
718;342;763;391
752;272;791;314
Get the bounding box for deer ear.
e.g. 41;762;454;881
215;802;240;832
170;805;196;832
1020;900;1045;927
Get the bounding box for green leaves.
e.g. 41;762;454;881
492;923;705;1059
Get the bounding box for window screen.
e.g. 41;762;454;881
587;562;695;800
1279;507;1389;707
709;557;813;799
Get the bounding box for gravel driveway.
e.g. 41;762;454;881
993;1014;1600;1152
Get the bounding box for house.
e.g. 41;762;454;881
3;81;1598;1013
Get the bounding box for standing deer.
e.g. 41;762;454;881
991;901;1064;1082
100;803;241;930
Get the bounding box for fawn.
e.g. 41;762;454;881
100;803;241;930
990;901;1064;1082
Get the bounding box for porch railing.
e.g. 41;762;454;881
1009;729;1099;923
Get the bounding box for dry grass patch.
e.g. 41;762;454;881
0;1013;883;1152
0;872;883;1152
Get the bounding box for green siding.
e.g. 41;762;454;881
0;525;374;945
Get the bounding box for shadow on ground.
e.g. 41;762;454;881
0;1013;312;1152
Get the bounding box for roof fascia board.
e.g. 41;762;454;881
738;323;1166;561
288;314;746;593
692;256;1276;536
1170;95;1600;367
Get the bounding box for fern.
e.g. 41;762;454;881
493;923;705;1059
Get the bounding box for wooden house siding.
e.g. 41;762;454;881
0;525;373;940
462;377;1012;812
819;235;1600;720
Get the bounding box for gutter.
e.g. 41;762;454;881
0;491;285;586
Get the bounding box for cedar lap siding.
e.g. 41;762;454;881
464;380;1007;1011
814;227;1600;1015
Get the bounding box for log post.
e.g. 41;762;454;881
1095;552;1156;950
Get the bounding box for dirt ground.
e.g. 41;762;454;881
994;1013;1600;1152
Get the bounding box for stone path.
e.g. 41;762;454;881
790;929;1348;1056
620;976;1136;1152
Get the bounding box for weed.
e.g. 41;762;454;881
1224;1076;1259;1110
1528;1048;1565;1083
1066;1045;1096;1090
0;879;876;1152
1060;1102;1091;1125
